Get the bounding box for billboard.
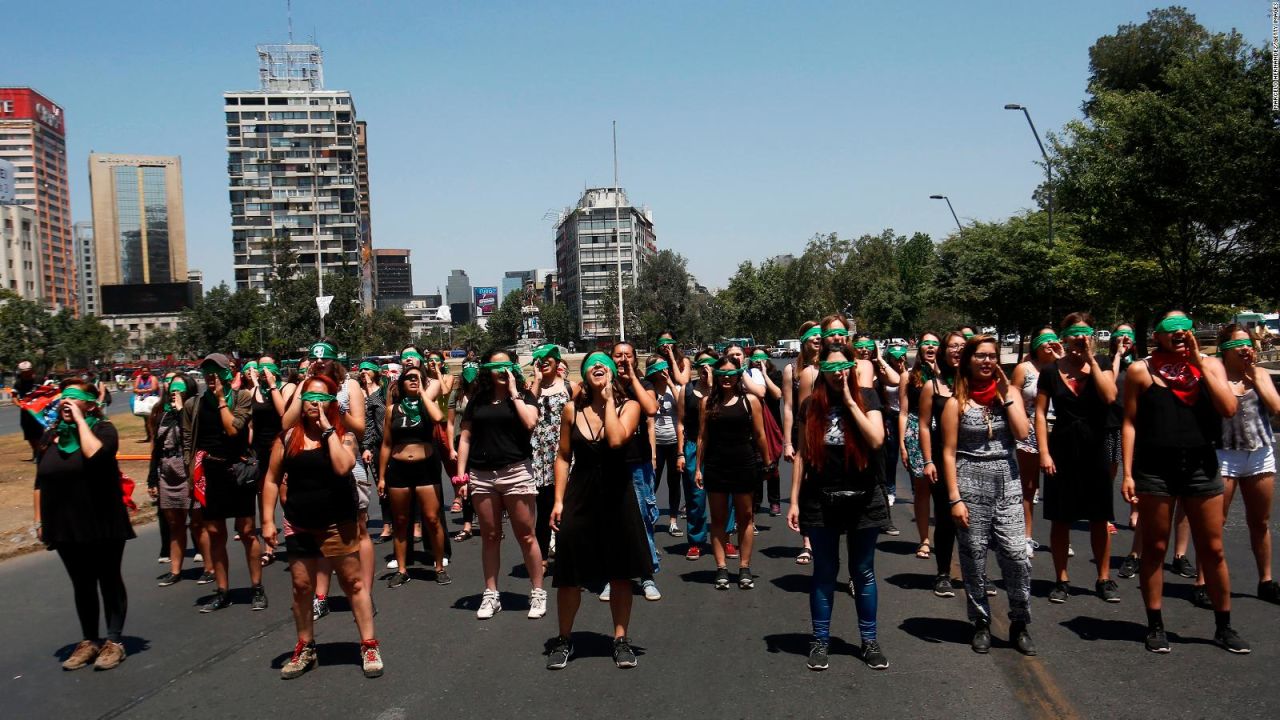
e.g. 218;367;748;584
474;286;498;316
0;88;65;136
0;159;13;203
100;282;197;315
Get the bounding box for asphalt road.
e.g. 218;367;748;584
3;455;1278;720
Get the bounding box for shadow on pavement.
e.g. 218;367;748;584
883;572;940;592
554;632;647;660
877;539;922;556
763;632;857;657
1058;615;1147;644
757;545;801;560
898;616;973;645
767;573;811;594
269;641;361;669
678;569;720;586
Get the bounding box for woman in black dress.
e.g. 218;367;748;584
34;379;133;671
546;352;649;670
246;356;296;566
696;356;772;590
1035;312;1118;604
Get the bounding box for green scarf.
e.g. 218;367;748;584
853;339;876;351
309;342;339;360
714;367;744;377
1061;325;1094;338
1218;338;1253;355
887;346;907;360
301;391;337;403
55;416;100;454
819;360;856;373
400;398;422;424
529;344;561;365
461;362;479;383
1031;332;1059;351
164;378;187;411
482;361;520;374
822;327;849;338
358;361;381;374
1155;316;1193;333
582;352;617;378
656;338;677;346
800;326;822;342
695;356;718;367
645;360;670;377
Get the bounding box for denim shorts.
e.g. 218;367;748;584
1218;446;1276;479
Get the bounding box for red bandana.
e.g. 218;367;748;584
1149;351;1201;406
970;376;999;406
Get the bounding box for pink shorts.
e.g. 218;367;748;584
469;460;537;496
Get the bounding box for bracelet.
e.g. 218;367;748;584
923;460;935;467
321;428;336;441
1003;400;1014;408
949;498;962;506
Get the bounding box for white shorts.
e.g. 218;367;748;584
1217;446;1276;479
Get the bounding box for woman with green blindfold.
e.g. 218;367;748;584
654;331;692;386
1122;310;1249;654
1209;323;1280;606
35;379;134;672
529;344;576;564
1010;325;1064;561
1105;323;1141;579
149;374;206;587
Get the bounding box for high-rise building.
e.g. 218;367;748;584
355;120;374;307
553;187;656;338
0;204;41;300
501;268;556;306
187;268;204;297
374;248;412;300
501;270;529;304
73;221;96;315
87;154;188;311
224;44;372;303
0;88;74;311
446;269;473;326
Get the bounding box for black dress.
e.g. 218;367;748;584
552;410;652;589
36;422;135;545
702;397;762;494
1039;367;1114;522
796;390;889;532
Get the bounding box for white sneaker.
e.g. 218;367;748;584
158;556;169;564
888;493;896;507
642;579;662;601
1026;537;1036;560
387;558;399;570
1032;490;1041;505
1067;544;1075;558
668;519;682;537
528;588;548;619
193;553;204;564
599;583;612;602
477;589;501;619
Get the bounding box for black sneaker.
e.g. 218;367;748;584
196;571;216;585
714;566;730;590
387;571;410;589
1010;621;1036;656
1191;584;1212;609
971;621;991;654
1145;627;1171;653
1172;555;1196;578
1214;626;1250;654
435;569;452;586
1096;579;1120;603
612;637;638;668
807;640;830;671
156;572;180;587
884;524;900;537
251;585;268;611
738;567;754;590
1258;580;1280;604
546;636;573;670
199;590;231;613
862;640;889;670
1048;581;1070;604
1117;555;1140;579
933;575;955;598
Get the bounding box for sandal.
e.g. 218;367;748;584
916;540;931;559
795;548;813;565
452;529;473;542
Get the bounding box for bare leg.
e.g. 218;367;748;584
204;519;230;591
557;586;581;637
1184;494;1230;612
1018;450;1039;540
1051;521;1071;583
1091;520;1112;581
331;552;376;641
235;516;263;586
389;488;413;571
608;579;633;638
357;511;375;593
472;493;504;591
502;494;544;589
190;508;211;564
289;558;318;642
1137;496;1174;611
708;492;730;566
734;492;756;568
415;484;447;572
164;509;187;576
913;475;931;546
1238;474;1275;582
1174;500;1191;560
315;559;332;598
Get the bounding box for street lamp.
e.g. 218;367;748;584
929;195;964;237
1004;103;1055;313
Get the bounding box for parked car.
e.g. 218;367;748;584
1094;329;1111;343
1003;334;1019;346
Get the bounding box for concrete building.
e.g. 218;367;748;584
553;187;656;338
187;268;204;297
224;44;373;305
445;269;472;325
87;153;188;313
0;88;75;312
73;221;96;315
100;312;182;360
0;204;41;300
501;268;556;306
374;248;412;300
355;120;374;306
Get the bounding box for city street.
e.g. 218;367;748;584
3;458;1278;720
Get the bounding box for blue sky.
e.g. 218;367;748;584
10;1;1272;296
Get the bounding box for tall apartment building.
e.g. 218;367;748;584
446;269;473;325
87;154;188;309
373;248;413;300
355;120;373;306
553;187;656;338
0;204;41;300
501;268;555;306
73;221;96;315
224;44;372;304
0;88;74;311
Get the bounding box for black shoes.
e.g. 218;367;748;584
714;566;730;590
200;589;231;613
1096;579;1120;603
971;621;991;653
1048;581;1070;604
1191;584;1211;609
156;572;180;587
435;569;452;586
1214;626;1250;654
1259;580;1280;604
862;640;889;669
1171;555;1196;578
196;571;216;585
546;636;573;670
251;585;268;611
738;567;754;590
807;641;829;671
612;637;638;668
1010;621;1036;656
933;575;955;598
1145;626;1171;653
387;572;410;588
1117;555;1139;579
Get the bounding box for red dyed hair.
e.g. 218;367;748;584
803;349;869;472
285;375;345;457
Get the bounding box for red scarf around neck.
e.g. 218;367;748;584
970;376;999;406
1149;351;1201;406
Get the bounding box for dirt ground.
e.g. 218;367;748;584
0;411;156;561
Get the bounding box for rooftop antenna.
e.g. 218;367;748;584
287;0;293;43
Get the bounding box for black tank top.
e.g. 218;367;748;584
704;397;756;470
1136;381;1221;449
906;380;922;415
929;378;951;456
251;390;282;451
282;445;357;529
389;402;434;445
684;387;704;443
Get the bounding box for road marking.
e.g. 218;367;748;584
990;613;1083;720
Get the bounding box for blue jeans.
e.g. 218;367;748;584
808;526;879;643
681;441;735;546
629;462;660;573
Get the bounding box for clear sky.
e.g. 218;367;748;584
10;1;1272;296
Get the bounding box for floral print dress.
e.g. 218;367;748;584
531;384;570;488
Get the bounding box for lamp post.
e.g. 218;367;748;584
1004;103;1054;314
612;121;626;343
929;195;964;237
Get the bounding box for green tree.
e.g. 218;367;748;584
453;323;488;353
486;290;525;349
628;249;692;346
539;301;575;347
0;291;58;371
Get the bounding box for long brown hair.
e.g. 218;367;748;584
286;375;346;457
910;331;940;389
954;335;1004;408
803;347;869;472
796;321;820;370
